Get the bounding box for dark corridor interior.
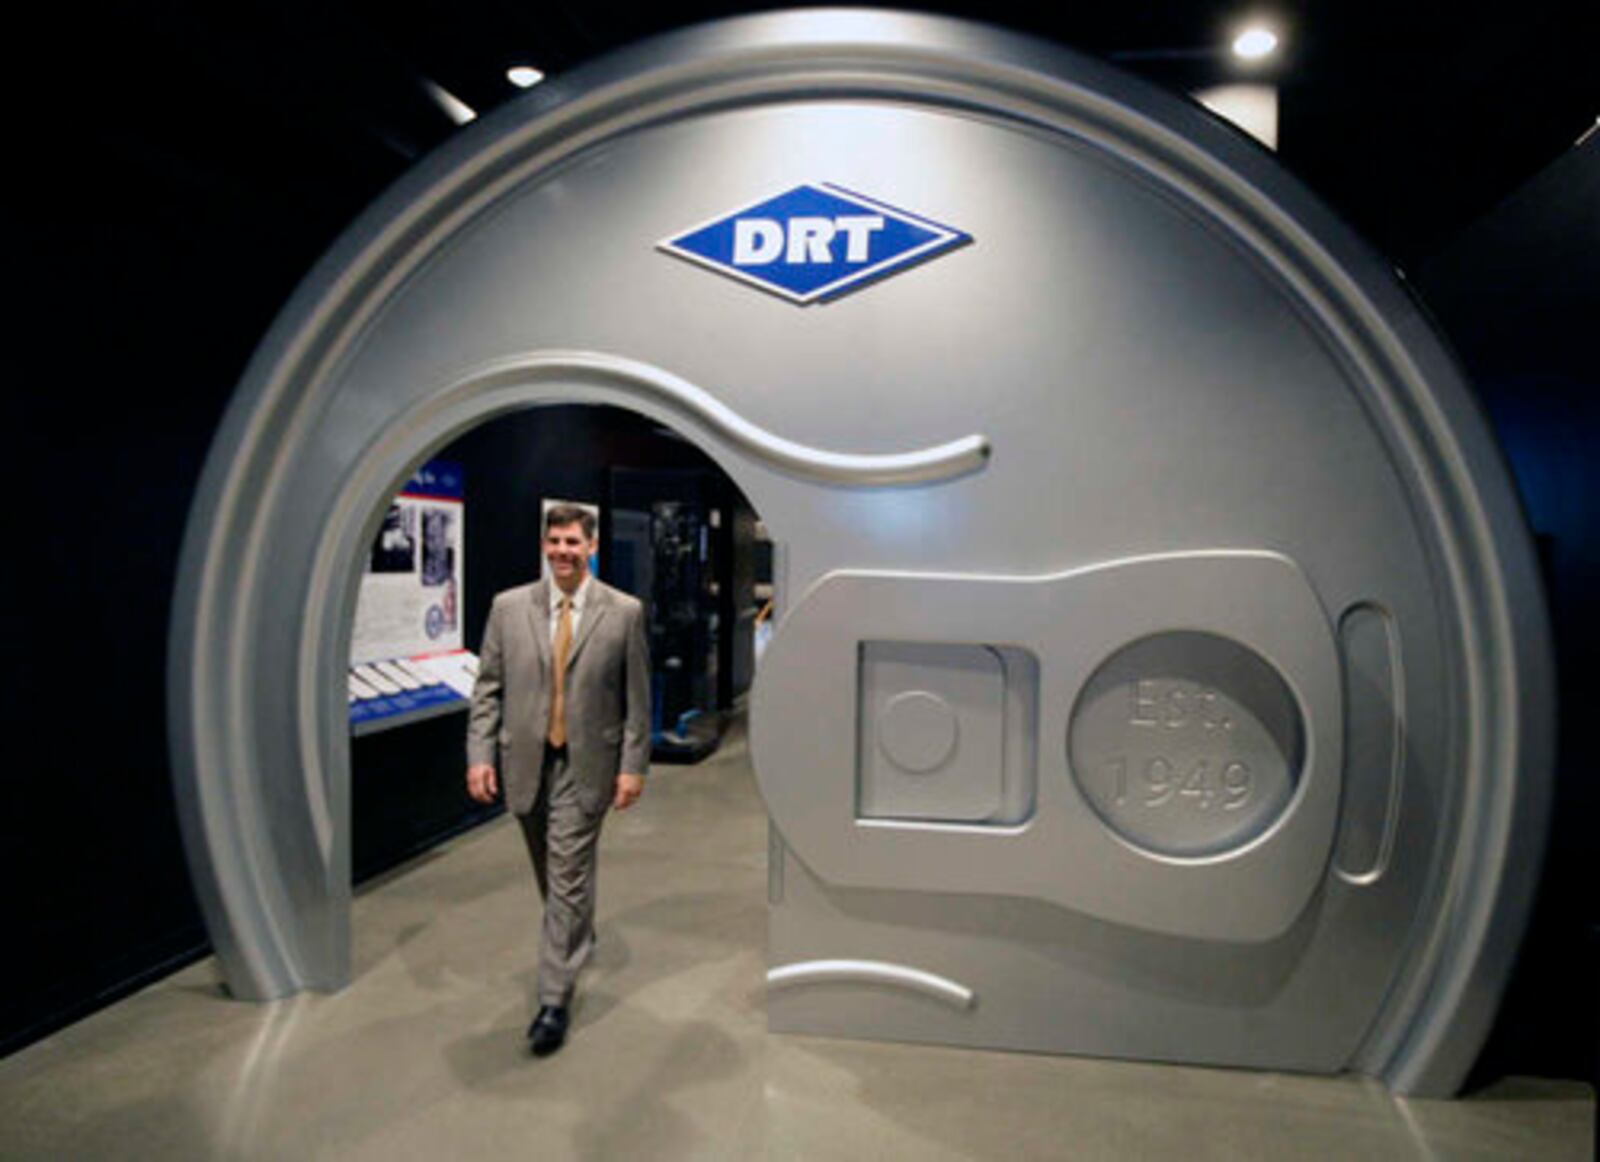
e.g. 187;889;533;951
351;406;764;884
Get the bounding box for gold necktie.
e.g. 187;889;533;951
548;595;573;746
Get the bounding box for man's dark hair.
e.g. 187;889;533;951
544;503;597;540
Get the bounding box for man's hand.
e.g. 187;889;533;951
466;763;499;804
613;773;644;811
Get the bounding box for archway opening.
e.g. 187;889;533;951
342;400;776;1011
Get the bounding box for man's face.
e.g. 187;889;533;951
543;521;595;591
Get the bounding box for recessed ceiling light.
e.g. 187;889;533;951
508;66;545;89
1232;26;1279;61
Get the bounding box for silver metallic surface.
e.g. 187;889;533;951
169;10;1554;1094
858;641;1003;821
756;553;1341;942
1069;631;1304;857
768;960;977;1008
461;354;991;485
1334;604;1405;885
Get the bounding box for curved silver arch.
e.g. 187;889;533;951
167;9;1553;1096
768;960;977;1009
449;353;990;486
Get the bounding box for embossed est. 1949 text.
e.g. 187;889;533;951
1129;680;1234;732
1104;756;1253;811
1104;681;1252;810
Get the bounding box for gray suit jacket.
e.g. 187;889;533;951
467;578;651;816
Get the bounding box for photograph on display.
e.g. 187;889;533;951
370;503;416;573
421;507;454;586
420;505;459;640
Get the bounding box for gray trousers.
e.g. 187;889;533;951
516;745;606;1008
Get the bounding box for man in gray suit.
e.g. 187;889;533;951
466;504;651;1056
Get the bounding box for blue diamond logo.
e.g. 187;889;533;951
659;183;971;304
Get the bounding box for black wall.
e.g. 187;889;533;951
6;84;385;1060
1417;135;1600;1084
353;715;503;883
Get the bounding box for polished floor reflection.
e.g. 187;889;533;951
1;722;1591;1160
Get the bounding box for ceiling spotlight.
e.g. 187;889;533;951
424;79;477;125
508;66;545;89
1231;26;1280;61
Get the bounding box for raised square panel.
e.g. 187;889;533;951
858;641;1004;822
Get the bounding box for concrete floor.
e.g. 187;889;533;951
2;724;1592;1160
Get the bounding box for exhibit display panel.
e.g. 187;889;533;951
347;651;477;735
349;459;476;734
352;459;465;662
168;11;1553;1095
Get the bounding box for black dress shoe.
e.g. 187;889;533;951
527;1005;568;1057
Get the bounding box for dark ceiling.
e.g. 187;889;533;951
31;0;1599;270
